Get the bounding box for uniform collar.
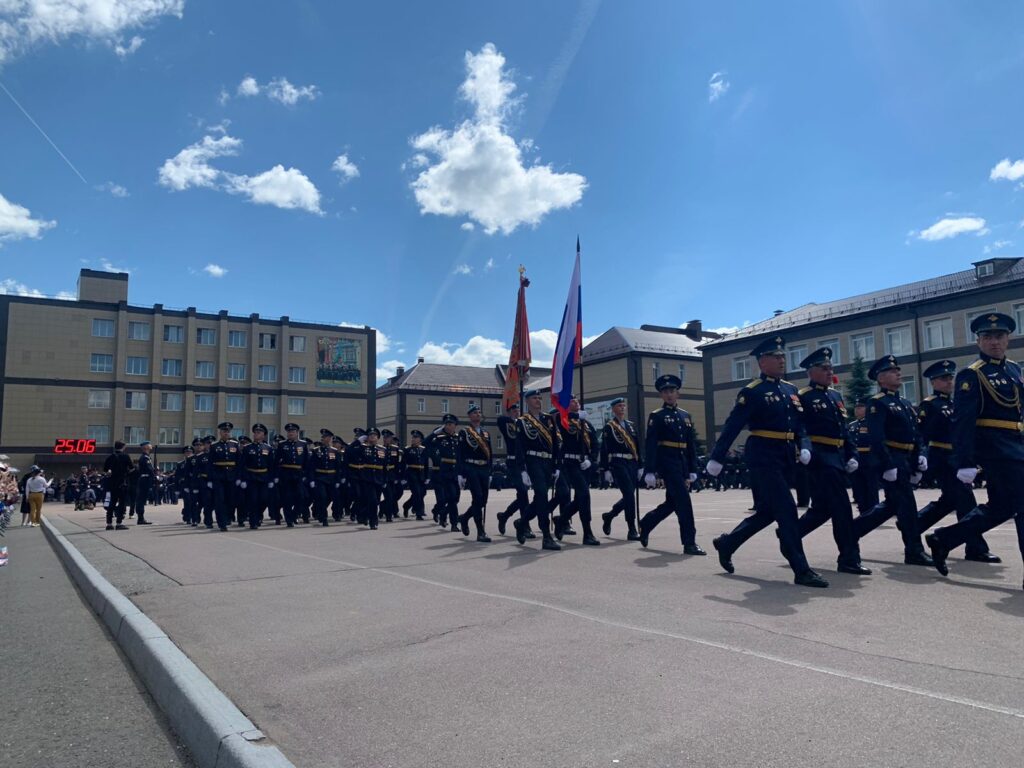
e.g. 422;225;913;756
980;353;1005;366
882;388;899;396
760;373;779;383
933;391;950;400
812;383;829;391
662;403;677;410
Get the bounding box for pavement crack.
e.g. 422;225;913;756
403;623;480;648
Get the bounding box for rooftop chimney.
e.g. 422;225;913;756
773;309;785;317
395;366;405;377
417;357;425;364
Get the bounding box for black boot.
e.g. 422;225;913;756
514;518;527;545
460;514;470;536
712;535;734;574
553;515;565;540
794;569;829;588
497;511;509;535
925;533;949;576
601;512;613;536
542;536;561;551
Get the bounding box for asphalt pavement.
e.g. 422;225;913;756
33;488;1024;768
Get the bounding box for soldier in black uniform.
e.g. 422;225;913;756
176;446;193;524
787;348;870;574
380;429;403;523
847;399;879;514
914;360;998;562
553;396;600;546
309;428;340;526
357;427;385;529
637;375;704;554
708;336;828;587
132;440;156;525
206;422;239;531
102;440;134;530
188;438;205;527
232;435;252;526
402;430;429;519
425;414;461;531
927;313;1024;582
495;403;534;538
514;389;562;551
266;434;285;525
850;355;933;565
346;428;367;523
599;397;642;540
457;405;493;542
240;423;274;528
275;423;308;527
331;435;349;522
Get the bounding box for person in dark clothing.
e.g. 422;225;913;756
102;441;134;530
132;440;156;525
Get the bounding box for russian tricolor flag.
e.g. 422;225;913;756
551;238;582;428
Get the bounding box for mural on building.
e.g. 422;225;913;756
316;336;362;387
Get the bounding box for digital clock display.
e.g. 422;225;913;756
54;438;98;455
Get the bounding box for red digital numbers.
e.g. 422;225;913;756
54;438;97;454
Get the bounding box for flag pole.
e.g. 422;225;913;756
576;236;585;410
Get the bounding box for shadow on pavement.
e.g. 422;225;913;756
703;572;859;616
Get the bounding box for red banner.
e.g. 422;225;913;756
503;269;532;410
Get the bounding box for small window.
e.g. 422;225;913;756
227;363;247;380
162;358;183;377
158;427;181;445
87;424;111;444
258;333;277;350
159;461;177;473
127;321;150;340
125;391;148;410
1015;303;1024;336
731;357;750;381
258;365;277;382
163;325;184;343
966;309;998;338
192;428;211;440
441;399;449;414
899;380;918;403
125;356;149;376
289;335;306;352
288;366;306;384
924;318;954;350
417;398;426;413
494;400;501;415
228;330;247;348
88;389;111;408
194;394;214;412
226;395;245;413
196;327;216;345
123;426;146;444
92;318;115;337
651;362;661;382
851;332;875;361
161;392;183;411
195;361;215;379
786;345;808;371
816;339;841;366
288;397;306;415
977;262;995;278
678;364;687;386
258;396;277;414
496;434;504;450
90;353;114;373
884;326;912;356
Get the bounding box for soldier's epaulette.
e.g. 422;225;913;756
968;360;985;371
781;379;795;386
871;392;886;400
744;378;761;390
798;385;813;395
922;395;936;403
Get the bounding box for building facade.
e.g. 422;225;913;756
700;257;1024;444
0;269;376;473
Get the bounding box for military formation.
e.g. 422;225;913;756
102;312;1023;590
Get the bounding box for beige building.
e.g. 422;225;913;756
0;269;376;474
700;257;1024;444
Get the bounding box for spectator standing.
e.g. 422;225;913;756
25;466;52;526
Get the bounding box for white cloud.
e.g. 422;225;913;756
916;216;988;241
100;258;130;273
202;263;227;277
114;34;144;58
158;134;241;191
708;71;730;102
418;336;510;367
0;278;74;299
331;154;360;183
376;359;406;382
95;181;129;197
218;88;230;105
339;323;392;354
237;76;260;97
983;239;1012;254
234;75;319;105
484;257;495;270
990;158;1024;182
460;222;475;231
453;263;472;275
224;165;322;214
0;192;56;244
408;43;586;235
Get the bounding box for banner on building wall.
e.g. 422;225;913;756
316;337;363;387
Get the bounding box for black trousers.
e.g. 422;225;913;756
559;462;592;529
210;478;233;529
933;459;1024;560
796;462;861;567
502;462;531;520
312;480;332;523
277;475;305;525
460;468;489;534
267;482;281;523
381;481;399;522
640;467;696;545
180;485;192;523
350;478;364;522
404;477;427;517
332;481;347;520
106;483;129;524
434;475;460;527
852;461;924;556
716;465;810;575
133;476;152;521
606;462;639;532
199;482;214;526
361;480;381;528
244;481;269;527
520;456;554;537
849;460;879;514
917;461;989;557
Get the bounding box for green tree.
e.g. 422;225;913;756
844;355;873;415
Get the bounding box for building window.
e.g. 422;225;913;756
258;396;277;414
123;426;146;444
127;321;150;341
158;427;181;445
163;324;184;343
731;357;751;381
230;428;245;439
88;389;111;408
289;335;306;352
417;398;426;413
92;318;114;337
196;327;216;345
924;318;954;350
228;330;247;348
288;397;306;416
227;363;247;380
977;262;995;278
192;427;211;440
258;365;277;382
288;366;306;384
226;395;245;413
678;364;687;385
1015;303;1024;336
494;400;501;415
195;361;215;379
161;392;183;411
87;424;111;444
786;345;808;372
194;394;214;412
125;391;148;410
441;399;449;414
817;339;841;366
162;358;183;377
496;434;504;450
651;362;661;382
899;380;918;403
966;309;998;338
851;332;875;361
884;326;913;356
125;356;149;376
258;333;277;350
159;461;177;473
90;353;114;373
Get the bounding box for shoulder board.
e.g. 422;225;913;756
871;392;886;400
968;360;985;371
798;386;813;395
922;395;936;402
744;378;760;390
781;379;794;386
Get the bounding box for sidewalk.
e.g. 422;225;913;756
1;524;195;768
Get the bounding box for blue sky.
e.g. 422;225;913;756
3;1;1024;382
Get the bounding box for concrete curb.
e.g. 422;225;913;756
42;519;296;768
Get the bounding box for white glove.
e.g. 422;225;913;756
240;481;247;489
309;481;316;488
206;481;213;489
268;481;274;489
521;471;532;488
637;468;644;481
358;435;368;443
234;479;241;486
882;468;898;482
603;470;613;484
401;480;407;486
706;459;723;477
688;473;698;483
845;458;859;474
432;427;444;436
957;467;978;484
799;449;811;465
580;459;592;471
425;478;431;487
578;409;588;421
458;475;466;490
553;470;560;481
917;455;928;472
910;473;922;485
334;483;340;489
644;473;656;489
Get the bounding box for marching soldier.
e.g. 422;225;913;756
514;389;562;551
638;375;704;555
331;435;348;522
275;423;308;527
186;438;203;526
847;399;878;513
132;440;156;525
850;355;933;565
381;429;403;523
553;397;600;546
240;423;274;529
927;313;1024;582
233;435;252;526
707;336;829;587
266;434;286;525
402;430;428;520
347;428;367;523
425;414;461;531
495;403;534;538
457;405;493;542
600;397;642;540
309;428;340;526
176;446;193;525
208;422;240;531
914;361;998;562
197;435;214;527
102;440;134;530
357;428;386;529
